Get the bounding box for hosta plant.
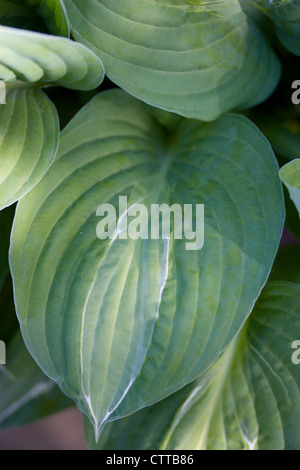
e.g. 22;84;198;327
0;0;300;451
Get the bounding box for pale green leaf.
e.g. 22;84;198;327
0;25;104;90
254;0;300;56
64;0;280;121
10;90;285;439
89;282;300;451
280;159;300;218
0;0;70;37
0;82;59;210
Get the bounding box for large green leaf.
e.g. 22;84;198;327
64;0;280;121
254;0;300;56
0;82;59;210
0;0;70;37
0;25;104;90
10;90;285;439
280;159;300;218
88;282;300;450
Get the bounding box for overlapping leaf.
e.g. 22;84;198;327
0;0;69;36
254;0;300;56
89;282;300;451
0;82;59;210
0;24;105;208
0;25;104;90
64;0;280;121
10;90;285;439
280;159;300;218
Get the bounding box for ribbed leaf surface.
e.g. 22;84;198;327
0;25;104;90
90;282;300;451
255;0;300;56
64;0;280;121
0;83;59;210
10;90;285;438
0;0;70;36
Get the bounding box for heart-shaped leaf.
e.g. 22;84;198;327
10;90;285;439
89;282;300;451
64;0;280;121
0;82;59;210
280;159;300;218
254;0;300;56
0;0;70;37
0;25;104;90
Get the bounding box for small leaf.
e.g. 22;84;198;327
0;25;104;90
10;90;285;438
0;0;70;37
89;282;300;451
21;0;70;37
280;159;300;218
0;82;59;210
64;0;280;121
254;0;300;56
